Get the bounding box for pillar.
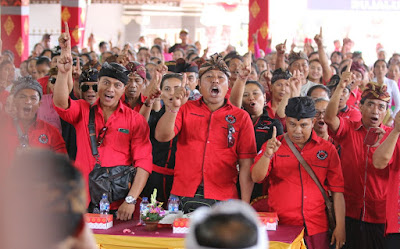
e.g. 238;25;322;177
61;0;87;49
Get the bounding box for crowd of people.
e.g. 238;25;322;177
1;22;400;249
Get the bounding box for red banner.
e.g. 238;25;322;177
61;5;86;48
248;0;269;54
1;13;29;67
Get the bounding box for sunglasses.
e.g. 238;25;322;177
81;84;98;92
48;77;56;84
97;126;108;147
227;124;235;148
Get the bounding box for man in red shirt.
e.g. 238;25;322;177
155;53;256;213
373;111;400;249
325;65;392;249
0;76;67;168
53;24;152;221
251;97;345;249
327;74;362;122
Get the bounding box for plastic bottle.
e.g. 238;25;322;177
140;197;149;223
99;193;110;215
168;197;179;213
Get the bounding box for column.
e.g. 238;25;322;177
1;0;30;67
60;0;87;49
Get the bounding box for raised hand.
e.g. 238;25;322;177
252;30;259;42
57;22;72;73
276;40;287;55
238;51;252;80
288;70;302;97
147;71;162;103
339;59;353;89
314;27;323;47
394;111;400;133
264;127;281;158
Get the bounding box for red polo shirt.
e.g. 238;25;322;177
54;98;153;206
329;117;391;223
251;132;344;236
337;105;362;122
171;98;257;200
0;115;67;168
346;87;361;109
384;141;400;234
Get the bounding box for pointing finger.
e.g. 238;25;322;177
283;39;287;47
272;126;277;139
320;26;322;36
346;59;353;72
64;21;69;36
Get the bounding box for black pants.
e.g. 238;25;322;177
386;233;400;249
343;217;385;249
178;186;219;213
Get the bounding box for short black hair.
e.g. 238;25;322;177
99;41;107;49
39;49;52;58
373;59;388;68
151;44;162;54
194;213;258;249
331;51;342;60
307;84;330;97
138;47;149;52
245;80;265;94
36;56;51;67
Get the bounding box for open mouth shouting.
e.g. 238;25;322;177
104;93;114;102
317;120;325;128
210;86;220;97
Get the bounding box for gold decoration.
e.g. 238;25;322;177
260;21;268;39
61;7;71;23
24;18;29;35
15;37;24;57
72;25;81;43
250;1;260;19
4;16;15;36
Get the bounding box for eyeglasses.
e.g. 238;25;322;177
97;126;108;147
81;84;98;92
227;124;235;148
315;110;326;117
48;77;56;84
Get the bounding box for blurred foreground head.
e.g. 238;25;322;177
186;200;268;249
1;149;96;249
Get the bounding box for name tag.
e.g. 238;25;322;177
118;128;129;134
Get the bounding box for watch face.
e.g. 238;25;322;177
125;196;135;204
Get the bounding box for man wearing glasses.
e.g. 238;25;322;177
155;53;256;213
53;24;152;221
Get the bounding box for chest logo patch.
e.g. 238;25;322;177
316;150;328;160
38;134;48;144
225;115;236;124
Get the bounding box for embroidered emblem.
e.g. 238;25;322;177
38;134;48;144
316;150;328;160
225;115;236;124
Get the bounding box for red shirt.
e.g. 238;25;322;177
384;141;400;234
171;98;257;200
251;132;344;236
121;93;147;113
346;87;361;109
329;118;391;223
337;105;362;122
54;98;153;206
37;76;49;95
266;101;286;131
0;115;67;167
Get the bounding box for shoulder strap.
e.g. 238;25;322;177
283;133;332;204
13;118;29;147
88;106;99;156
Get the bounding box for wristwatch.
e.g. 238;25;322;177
125;195;137;204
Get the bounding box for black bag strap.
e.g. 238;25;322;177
283;133;332;206
88;106;99;156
